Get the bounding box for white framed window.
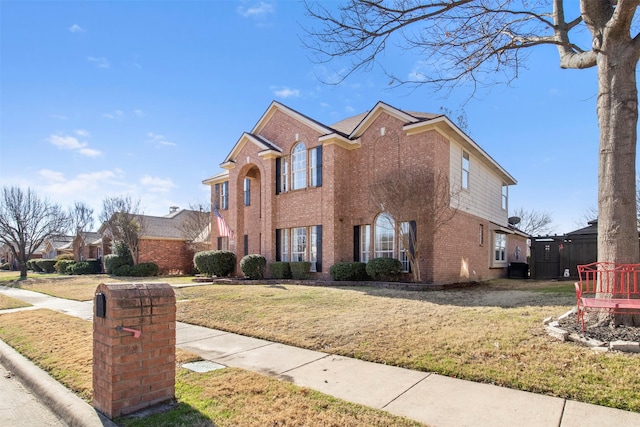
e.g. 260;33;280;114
291;227;307;261
280;229;290;262
360;224;371;263
399;221;410;272
374;212;395;258
462;151;470;190
493;232;507;266
501;184;508;210
292;143;307;190
218;236;229;251
244;178;251;206
221;181;229;210
280;157;289;193
309;226;318;272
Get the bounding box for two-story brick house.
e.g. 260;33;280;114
204;101;527;283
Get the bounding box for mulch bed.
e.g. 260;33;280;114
557;315;640;343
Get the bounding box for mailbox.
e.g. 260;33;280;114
95;292;106;318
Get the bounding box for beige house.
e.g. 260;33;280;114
204;101;527;283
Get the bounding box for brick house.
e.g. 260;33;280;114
203;101;527;283
99;208;210;275
73;232;103;261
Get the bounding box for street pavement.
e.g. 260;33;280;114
2;284;640;427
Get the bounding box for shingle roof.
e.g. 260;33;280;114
137;209;210;240
329;108;440;136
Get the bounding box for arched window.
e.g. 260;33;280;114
374;212;395;258
291;143;307;190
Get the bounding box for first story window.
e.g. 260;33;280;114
356;214;415;272
217;236;229;251
277;225;322;272
479;224;484;246
493;232;507;265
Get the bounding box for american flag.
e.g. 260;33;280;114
214;207;234;239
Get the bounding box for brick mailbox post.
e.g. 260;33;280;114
93;282;176;419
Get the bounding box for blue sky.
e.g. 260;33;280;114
1;1;605;234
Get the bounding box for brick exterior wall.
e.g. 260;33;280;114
138;239;194;275
208;102;520;283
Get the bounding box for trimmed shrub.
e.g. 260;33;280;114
268;262;291;279
55;259;75;274
112;265;133;277
366;257;403;282
104;254;128;275
193;250;236;277
240;254;266;279
29;260;42;272
290;262;312;280
69;259;102;275
131;262;159;277
36;259;57;273
56;253;74;261
329;262;369;281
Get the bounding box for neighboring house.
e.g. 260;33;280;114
99;208;210;275
42;236;74;259
1;242;44;269
73;232;103;261
203;101;527;283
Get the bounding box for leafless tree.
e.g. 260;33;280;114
99;195;145;264
0;186;69;279
181;202;212;253
69;201;94;260
369;167;458;282
304;0;640;325
510;207;554;236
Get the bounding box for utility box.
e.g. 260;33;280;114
92;282;176;419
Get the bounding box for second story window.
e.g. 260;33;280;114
215;181;229;210
462;151;470;190
292;143;307;190
501;184;508;210
244;178;251;206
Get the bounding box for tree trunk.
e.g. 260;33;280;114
596;40;640;325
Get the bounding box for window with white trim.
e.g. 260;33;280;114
493;232;507;266
360;225;371;263
292;143;307;190
462;151;470;190
221;181;229;209
244;178;251;206
374;213;395;258
291;227;307;262
279;229;289;262
501;184;508;210
399;221;410;272
280;157;289;193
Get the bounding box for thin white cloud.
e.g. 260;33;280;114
147;132;176;147
48;134;86;150
141;175;177;193
272;87;301;99
69;24;84;33
237;2;275;18
39;169;66;183
47;132;103;157
133;109;145;117
103;110;124;120
87;56;110;68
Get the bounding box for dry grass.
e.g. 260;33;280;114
5;276;640;412
3;274;196;301
0;293;31;310
174;282;640;412
0;309;423;427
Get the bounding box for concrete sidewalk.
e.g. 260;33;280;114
2;284;640;426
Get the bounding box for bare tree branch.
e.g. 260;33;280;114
99;195;146;264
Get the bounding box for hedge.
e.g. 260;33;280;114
268;262;291;279
36;259;57;273
240;254;266;280
329;262;369;281
54;259;75;274
193;250;236;277
366;257;403;282
290;262;312;280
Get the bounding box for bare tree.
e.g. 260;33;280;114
369;167;458;282
69;201;94;260
510;207;554;236
99;195;145;264
304;1;640;325
181;202;212;253
0;186;69;279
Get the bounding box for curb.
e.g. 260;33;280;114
0;339;118;427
